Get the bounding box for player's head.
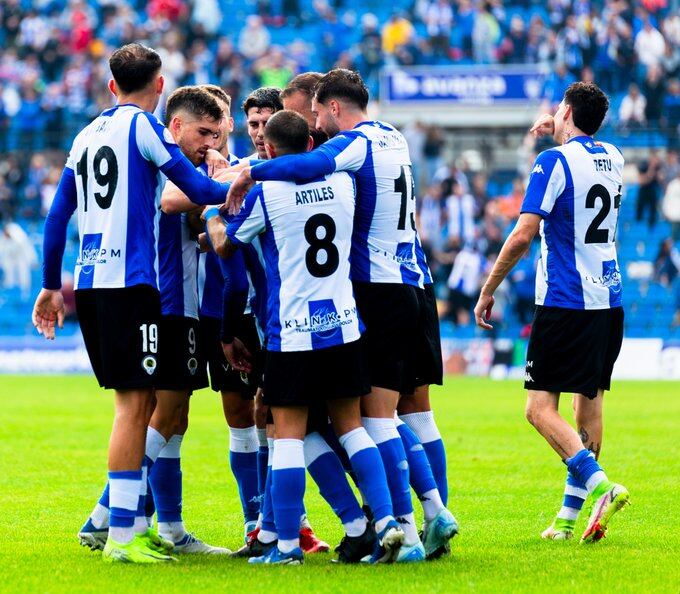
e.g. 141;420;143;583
201;84;234;154
281;72;328;148
312;69;369;138
554;82;609;143
108;43;164;107
242;87;283;159
165;86;223;166
263;110;313;159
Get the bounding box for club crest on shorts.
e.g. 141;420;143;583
188;357;198;375
142;355;157;375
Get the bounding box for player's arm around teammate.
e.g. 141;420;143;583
474;82;629;544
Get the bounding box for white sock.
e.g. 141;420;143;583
258;529;278;544
158;521;186;542
134;515;148;534
396;512;420;545
257;428;268;448
90;503;109;529
399;411;441;443
344;516;368;538
374;516;392;534
420;488;445;521
585;470;608;494
278;538;299;553
299;514;311;530
229;425;258;453
109;526;134;544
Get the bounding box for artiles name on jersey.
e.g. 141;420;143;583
295;185;335;205
77;233;122;273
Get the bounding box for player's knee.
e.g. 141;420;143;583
524;401;544;428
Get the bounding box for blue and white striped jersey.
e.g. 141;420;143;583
65;103;228;290
521;136;625;310
250;121;427;288
197;155;243;319
227;173;363;352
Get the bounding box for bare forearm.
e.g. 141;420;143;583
161;185;196;214
206;216;237;258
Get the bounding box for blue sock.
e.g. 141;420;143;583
260;462;276;537
108;470;142;542
401;411;448;505
271;439;305;545
144;477;156;520
566;448;608;494
556;471;588;523
339;427;393;525
149;435;183;523
257;429;269;510
363;418;413;518
396;419;437;497
135;456;153;531
229;427;260;523
304;432;364;526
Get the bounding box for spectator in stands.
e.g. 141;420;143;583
661;39;680;78
662;170;680;240
473;2;501;64
619;83;647;129
382;10;415;64
510;247;537;325
446;180;476;249
157;31;186;91
238;15;271;61
499;16;527;64
496;176;525;222
191;0;222;36
423;126;445;186
425;0;453;59
0;220;36;300
654;238;680;287
0;176;14;220
403;120;426;193
643;64;666;125
254;47;295;88
664;78;680;146
355;13;383;97
542;62;576;106
470;172;489;219
635;13;666;68
447;244;484;326
637;151;663;228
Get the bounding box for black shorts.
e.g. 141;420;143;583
75;285;161;391
352;281;420;392
403;284;444;393
155;315;207;391
524;305;624;398
263;339;370;407
199;314;263;397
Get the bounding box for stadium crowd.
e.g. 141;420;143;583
1;0;679;330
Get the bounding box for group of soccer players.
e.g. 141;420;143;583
33;41;630;566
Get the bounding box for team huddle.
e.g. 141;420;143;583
33;42;630;566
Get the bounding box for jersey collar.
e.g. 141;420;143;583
567;135;595;145
101;102;142;117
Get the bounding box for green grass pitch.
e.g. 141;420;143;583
0;375;678;593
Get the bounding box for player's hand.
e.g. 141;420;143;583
205;149;229;177
222;338;253;373
197;232;210;252
32;288;65;340
226;168;255;215
212;167;241;184
474;293;495;330
529;114;555;138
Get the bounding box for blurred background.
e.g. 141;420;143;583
0;0;678;379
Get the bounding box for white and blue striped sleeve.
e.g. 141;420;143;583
227;185;266;245
520;149;566;217
249;132;367;182
135;112;183;168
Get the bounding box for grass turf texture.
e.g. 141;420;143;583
0;376;678;593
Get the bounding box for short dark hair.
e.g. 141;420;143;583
109;43;162;94
314;69;369;110
164;86;223;126
564;82;609;136
280;72;324;100
201;84;232;112
264;110;310;155
242;87;283;116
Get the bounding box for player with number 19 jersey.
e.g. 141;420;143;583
521;136;625;310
